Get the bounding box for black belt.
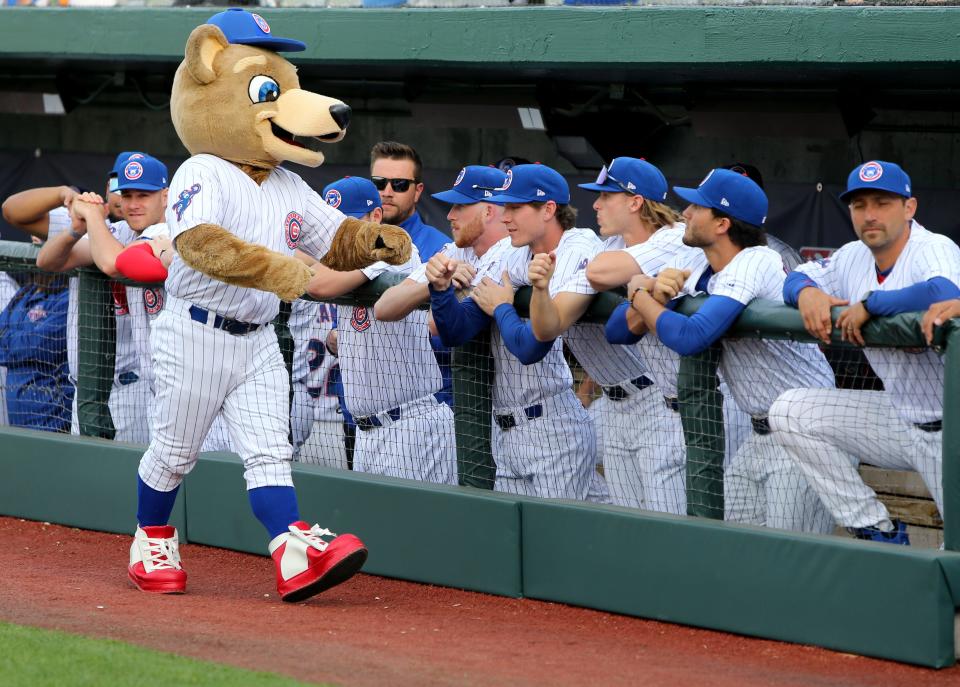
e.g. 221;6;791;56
602;375;654;402
664;396;679;413
189;305;261;336
914;420;942;433
356;406;402;432
751;416;771;435
495;404;543;430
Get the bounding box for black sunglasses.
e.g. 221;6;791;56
371;176;418;193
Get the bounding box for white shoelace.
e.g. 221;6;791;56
288;524;337;553
142;536;182;572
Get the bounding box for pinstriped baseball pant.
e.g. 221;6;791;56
138;302;294;492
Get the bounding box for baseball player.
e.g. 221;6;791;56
31;152;154;443
288;296;346;468
772;161;960;544
428;164;601;500
374;164;510;323
311;176;455;484
611;168;835;533
527;157;689;511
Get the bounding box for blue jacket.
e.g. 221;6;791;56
0;284;73;432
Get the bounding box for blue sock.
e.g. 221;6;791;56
248;486;300;540
137;476;180;527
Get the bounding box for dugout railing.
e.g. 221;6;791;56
1;238;959;667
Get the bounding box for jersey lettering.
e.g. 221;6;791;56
306;338;325;371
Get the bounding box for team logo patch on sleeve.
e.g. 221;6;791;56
350;306;372;332
143;288;164;315
124;161;144;181
324;189;342;209
859;161;883;182
172;184;201;222
285;211;304;248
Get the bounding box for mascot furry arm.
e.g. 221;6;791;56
170;23;411;302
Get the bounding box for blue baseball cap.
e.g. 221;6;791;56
323;177;382;218
578;157;668;202
116;155;169;192
487;164;570;205
108;151;147;192
673;168;768;227
839;160;912;202
432;166;508;205
206;8;306;53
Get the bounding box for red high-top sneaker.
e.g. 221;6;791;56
128;525;187;594
269;522;367;602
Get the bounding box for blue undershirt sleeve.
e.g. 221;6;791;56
604;302;643;345
866;277;960;316
493;303;555;365
654;295;746;356
783;271;819;307
428;285;491;346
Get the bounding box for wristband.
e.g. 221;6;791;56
68;229;85;240
860;290;873;315
630;287;647;312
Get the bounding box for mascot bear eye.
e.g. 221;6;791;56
248;75;281;104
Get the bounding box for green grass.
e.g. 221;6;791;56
0;621;330;687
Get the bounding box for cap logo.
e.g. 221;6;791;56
498;169;513;191
700;169;715;187
324;189;342;209
905;184;911;194
454;167;466;187
483;190;492;197
859;162;883;182
366;199;373;207
128;153;145;160
536;189;546;197
626;181;636;191
720;197;730;207
124;161;143;181
252;13;271;34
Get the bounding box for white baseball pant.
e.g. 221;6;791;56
493;389;598;500
138;301;294;492
353;395;456;485
724;425;834;533
769;388;942;529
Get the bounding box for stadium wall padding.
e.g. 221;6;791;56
1;427;958;667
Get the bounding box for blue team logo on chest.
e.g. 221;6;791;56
143;288;164;315
351;306;372;332
172;184;201;221
285;211;304;249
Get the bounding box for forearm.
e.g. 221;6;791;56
867;277;960;316
374;279;429;321
783;271;819;307
36;232;80;272
493;304;555;365
655;295;745;356
429;287;489;346
306;264;369;300
529;286;564;341
630;289;666;333
86;218;125;278
605;303;643;345
585;252;639;291
1;186;68;231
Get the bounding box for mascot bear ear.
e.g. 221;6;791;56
184;24;230;86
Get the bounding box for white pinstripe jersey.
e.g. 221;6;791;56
338;248;443;418
408;241;478;284
560;225;693;395
289;299;340;418
673;246;835;416
109;222;168;387
794;221;960;423
164;154;346;325
49;210;140;382
471;231;605;410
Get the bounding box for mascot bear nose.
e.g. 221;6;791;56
330;104;352;131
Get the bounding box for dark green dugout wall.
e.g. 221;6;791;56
2;426;959;668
